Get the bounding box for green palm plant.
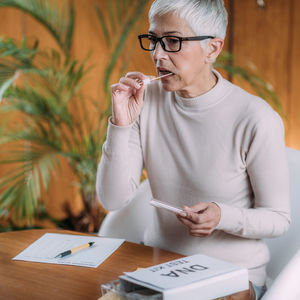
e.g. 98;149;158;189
0;0;284;232
0;0;149;232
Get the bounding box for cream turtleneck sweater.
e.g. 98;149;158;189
96;70;290;285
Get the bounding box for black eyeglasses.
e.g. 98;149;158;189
138;34;215;53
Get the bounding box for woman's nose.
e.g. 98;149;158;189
152;41;168;61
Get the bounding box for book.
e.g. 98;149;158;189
119;254;249;300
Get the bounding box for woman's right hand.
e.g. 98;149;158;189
110;72;147;127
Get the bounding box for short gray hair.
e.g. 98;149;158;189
149;0;228;40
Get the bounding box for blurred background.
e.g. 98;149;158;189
0;0;299;233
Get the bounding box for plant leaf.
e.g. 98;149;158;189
102;0;149;96
0;74;15;102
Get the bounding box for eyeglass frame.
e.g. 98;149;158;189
138;34;215;53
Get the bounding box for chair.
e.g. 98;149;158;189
99;147;300;295
261;248;300;300
261;147;300;299
98;179;153;244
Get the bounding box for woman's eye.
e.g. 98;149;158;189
166;37;179;44
148;36;156;43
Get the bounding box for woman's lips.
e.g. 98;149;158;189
157;67;172;72
157;69;174;77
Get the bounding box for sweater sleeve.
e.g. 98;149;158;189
215;111;291;239
96;117;144;210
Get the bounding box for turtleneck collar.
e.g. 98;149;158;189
174;69;231;110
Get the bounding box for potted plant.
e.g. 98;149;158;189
0;0;149;232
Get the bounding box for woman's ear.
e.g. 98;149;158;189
205;38;224;64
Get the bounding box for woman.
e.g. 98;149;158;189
96;1;290;299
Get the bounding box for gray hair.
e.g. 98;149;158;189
149;0;228;40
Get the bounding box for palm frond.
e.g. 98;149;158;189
0;37;38;66
94;4;110;47
101;0;149;96
1;42;91;121
0;37;40;99
107;0;116;34
0;142;59;224
0;74;16;102
0;0;74;56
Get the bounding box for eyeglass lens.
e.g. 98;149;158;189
141;36;181;52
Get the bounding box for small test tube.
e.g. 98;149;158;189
142;72;173;85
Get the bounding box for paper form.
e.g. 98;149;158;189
13;233;124;268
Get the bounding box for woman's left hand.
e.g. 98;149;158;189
177;202;221;237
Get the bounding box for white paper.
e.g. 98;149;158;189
13;233;124;268
123;254;242;290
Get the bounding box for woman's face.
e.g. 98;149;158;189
148;13;213;98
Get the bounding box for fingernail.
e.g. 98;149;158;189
135;79;142;88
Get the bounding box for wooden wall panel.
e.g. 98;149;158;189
288;0;300;149
232;0;291;123
214;0;231;79
24;13;60;51
224;0;231;51
72;0;108;101
231;0;300;149
116;1;155;79
0;8;23;38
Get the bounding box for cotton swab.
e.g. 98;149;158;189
142;72;173;85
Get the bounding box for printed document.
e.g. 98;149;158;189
13;233;124;268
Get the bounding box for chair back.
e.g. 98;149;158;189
261;248;300;300
98;179;153;244
264;147;300;281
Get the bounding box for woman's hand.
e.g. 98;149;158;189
110;72;147;127
177;202;221;237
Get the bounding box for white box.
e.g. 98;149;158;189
118;254;249;300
